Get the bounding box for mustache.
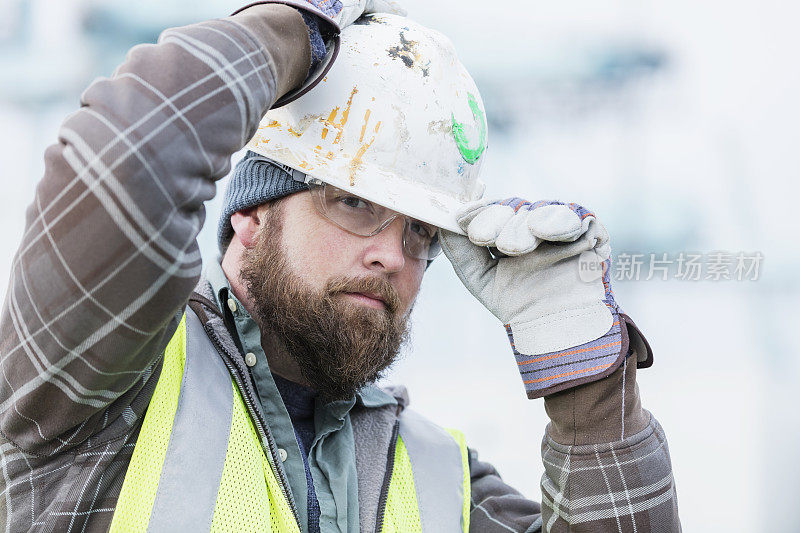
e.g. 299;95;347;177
325;276;401;316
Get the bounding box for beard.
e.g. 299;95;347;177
239;205;411;402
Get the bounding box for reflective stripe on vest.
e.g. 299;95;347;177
111;311;470;532
381;413;471;532
399;411;470;532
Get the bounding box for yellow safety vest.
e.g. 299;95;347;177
109;310;470;532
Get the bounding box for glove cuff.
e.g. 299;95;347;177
508;305;628;399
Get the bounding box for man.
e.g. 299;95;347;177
0;1;679;532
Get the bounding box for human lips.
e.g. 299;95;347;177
342;291;387;309
326;276;400;314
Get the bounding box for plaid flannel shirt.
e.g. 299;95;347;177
0;4;679;532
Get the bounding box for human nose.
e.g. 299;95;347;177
362;216;406;273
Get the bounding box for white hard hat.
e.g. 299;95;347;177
246;13;488;234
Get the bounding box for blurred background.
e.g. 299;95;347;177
1;0;797;530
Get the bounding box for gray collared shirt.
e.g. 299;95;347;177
205;260;396;533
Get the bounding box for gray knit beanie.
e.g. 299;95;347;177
217;151;309;251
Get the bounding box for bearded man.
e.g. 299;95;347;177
0;1;680;532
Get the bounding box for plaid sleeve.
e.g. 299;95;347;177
540;415;680;532
467;415;678;533
0;5;309;456
539;336;680;532
468;448;543;532
470;320;678;532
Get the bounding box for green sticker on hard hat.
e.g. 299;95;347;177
451;93;487;165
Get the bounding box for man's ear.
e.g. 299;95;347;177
230;207;261;248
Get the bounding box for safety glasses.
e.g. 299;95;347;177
306;179;441;261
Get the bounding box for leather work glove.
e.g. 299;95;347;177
245;0;406;29
304;0;407;68
286;0;406;31
440;198;652;399
294;0;406;66
234;0;406;106
324;0;407;29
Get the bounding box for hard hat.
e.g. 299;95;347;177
245;13;488;235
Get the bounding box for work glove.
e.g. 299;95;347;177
298;0;406;70
239;0;405;29
234;0;406;106
440;198;652;399
315;0;407;29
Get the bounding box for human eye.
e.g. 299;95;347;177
409;220;436;240
337;194;372;211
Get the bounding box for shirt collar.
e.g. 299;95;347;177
205;259;234;314
357;384;397;408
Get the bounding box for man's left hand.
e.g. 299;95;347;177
440;198;631;398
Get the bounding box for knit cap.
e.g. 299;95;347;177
217;151;309;251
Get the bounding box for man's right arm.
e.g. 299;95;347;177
0;4;311;456
467;326;680;532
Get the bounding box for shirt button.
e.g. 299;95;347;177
245;352;257;367
278;448;288;462
227;298;238;314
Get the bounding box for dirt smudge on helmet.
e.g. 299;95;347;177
387;31;429;77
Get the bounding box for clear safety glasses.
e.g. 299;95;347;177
306;180;441;261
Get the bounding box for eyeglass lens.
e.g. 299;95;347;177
310;183;441;260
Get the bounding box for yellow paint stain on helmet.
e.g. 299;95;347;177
326;151;335;160
322;107;339;140
341;87;358;124
266;120;280;128
287;126;303;137
359;109;372;143
349;120;381;186
334;87;358;144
